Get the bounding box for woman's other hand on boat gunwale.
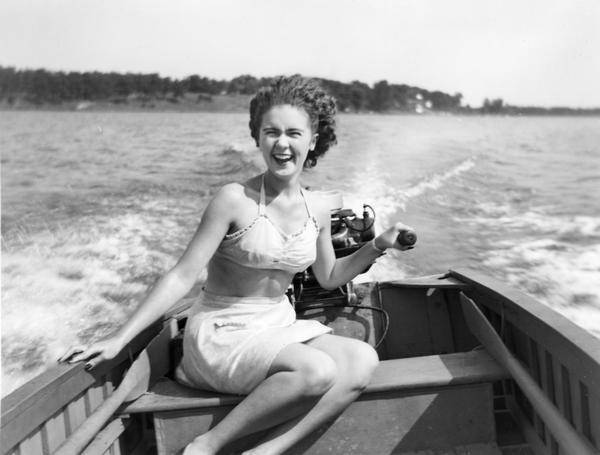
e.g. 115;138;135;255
58;337;124;370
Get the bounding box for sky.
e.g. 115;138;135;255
1;0;599;108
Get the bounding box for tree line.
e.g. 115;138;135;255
0;66;463;112
2;66;598;115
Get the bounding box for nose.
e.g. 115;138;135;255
275;134;290;149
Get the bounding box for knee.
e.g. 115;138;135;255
346;342;379;391
298;355;337;397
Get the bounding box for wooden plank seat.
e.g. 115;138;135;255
122;350;509;454
124;350;507;413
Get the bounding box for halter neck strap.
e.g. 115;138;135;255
258;175;266;215
259;174;313;218
299;186;314;219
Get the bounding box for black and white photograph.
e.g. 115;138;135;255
1;1;599;454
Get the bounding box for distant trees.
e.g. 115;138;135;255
0;65;467;113
348;80;371;112
371;80;393;111
228;75;265;94
181;75;227;95
430;91;463;110
482;98;504;114
315;78;463;113
3;67;596;115
0;66;227;104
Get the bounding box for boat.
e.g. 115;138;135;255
2;202;600;455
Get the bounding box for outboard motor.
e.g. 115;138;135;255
290;202;377;308
288;193;417;351
288;199;392;349
331;204;376;250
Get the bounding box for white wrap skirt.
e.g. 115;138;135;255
175;289;332;394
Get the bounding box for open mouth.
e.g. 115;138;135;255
273;154;294;165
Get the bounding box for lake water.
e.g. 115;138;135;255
1;111;599;396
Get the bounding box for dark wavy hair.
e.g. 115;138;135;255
249;75;337;168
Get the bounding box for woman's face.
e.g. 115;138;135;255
258;104;317;180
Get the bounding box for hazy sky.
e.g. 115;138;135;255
1;0;599;107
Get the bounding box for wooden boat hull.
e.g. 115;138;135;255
3;270;599;455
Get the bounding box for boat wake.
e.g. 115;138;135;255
1;208;195;396
194;144;264;176
484;240;600;338
343;158;476;283
395;158;476;211
459;203;600;339
343;157;476;222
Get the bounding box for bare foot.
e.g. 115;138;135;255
182;434;218;455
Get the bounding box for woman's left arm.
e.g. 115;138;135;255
310;197;412;290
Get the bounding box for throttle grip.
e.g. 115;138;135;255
397;229;417;246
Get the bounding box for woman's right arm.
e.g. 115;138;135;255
59;185;238;368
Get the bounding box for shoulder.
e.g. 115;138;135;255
214;182;245;201
207;178;261;212
201;182;249;229
209;182;244;208
204;182;248;219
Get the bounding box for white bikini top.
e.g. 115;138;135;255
211;177;320;274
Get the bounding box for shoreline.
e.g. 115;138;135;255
1;94;599;117
0;93;253;113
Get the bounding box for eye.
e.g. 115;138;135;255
288;130;303;138
263;129;279;137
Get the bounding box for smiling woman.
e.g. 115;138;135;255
58;75;414;455
249;75;338;168
259;105;317;176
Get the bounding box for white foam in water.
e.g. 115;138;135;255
484;240;600;338
1;212;186;396
396;158;475;211
345;157;476;222
465;203;600;339
467;203;600;239
345;158;476;283
339;163;409;284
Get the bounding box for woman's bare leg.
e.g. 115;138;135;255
243;335;379;455
183;342;338;455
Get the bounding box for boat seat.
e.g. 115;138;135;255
124;350;507;414
123;350;509;454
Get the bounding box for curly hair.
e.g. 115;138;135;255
249;75;337;168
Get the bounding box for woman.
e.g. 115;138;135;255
60;75;413;454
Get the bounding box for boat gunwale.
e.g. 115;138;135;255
377;274;471;290
1;297;194;454
0;324;163;454
450;268;600;390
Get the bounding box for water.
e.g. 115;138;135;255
2;111;599;396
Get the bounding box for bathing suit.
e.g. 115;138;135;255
176;177;332;394
212;176;319;273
